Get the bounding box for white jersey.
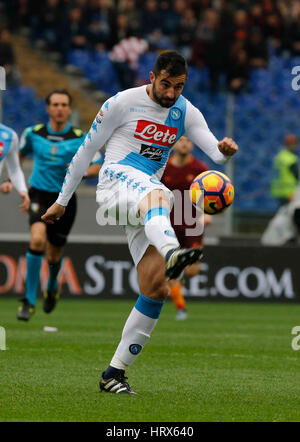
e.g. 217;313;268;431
0;123;27;193
57;85;228;206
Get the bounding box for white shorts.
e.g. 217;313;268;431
96;163;174;266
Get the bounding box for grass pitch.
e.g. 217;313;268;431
0;298;300;422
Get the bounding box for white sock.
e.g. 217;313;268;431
144;206;179;258
110;294;164;367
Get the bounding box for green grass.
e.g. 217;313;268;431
1;298;300;422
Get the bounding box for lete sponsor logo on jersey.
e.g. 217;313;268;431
134;120;178;147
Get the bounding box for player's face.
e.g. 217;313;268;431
151;70;186;108
47;93;72;124
174;136;193;155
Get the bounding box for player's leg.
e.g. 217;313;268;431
43;194;77;313
170;262;202;321
169;233;202;320
43;242;64;313
17;221;46;321
139;189;203;280
167;227;186;318
98;170;202;393
139;189;179;256
100;246;168;394
169;278;187;319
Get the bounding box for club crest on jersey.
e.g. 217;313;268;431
51;145;58;155
170;107;181;121
96;110;104;124
0;142;3;157
134;120;177;147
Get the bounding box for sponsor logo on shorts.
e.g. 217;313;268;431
140;144;163;161
30;202;40;213
129;344;142;355
134;120;177;147
164;230;176;238
170;107;182;120
0;142;3;157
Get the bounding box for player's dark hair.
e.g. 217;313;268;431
153;51;188;78
45;89;73;106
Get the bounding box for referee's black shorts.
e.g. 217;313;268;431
28;187;77;247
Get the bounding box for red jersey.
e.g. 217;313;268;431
161;155;209;247
162;155;209;193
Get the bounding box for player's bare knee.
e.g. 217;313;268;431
139;189;169;218
47;253;60;264
30;235;46;252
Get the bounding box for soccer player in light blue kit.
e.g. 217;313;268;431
42;52;238;394
0;122;30;211
17;89;102;321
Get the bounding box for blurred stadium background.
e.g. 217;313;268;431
0;0;300;298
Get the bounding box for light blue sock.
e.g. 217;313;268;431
47;258;63;292
25;251;43;306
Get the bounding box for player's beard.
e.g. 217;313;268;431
152;82;176;108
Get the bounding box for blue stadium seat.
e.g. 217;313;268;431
3;52;300;213
137;52;158;80
3;86;47;135
67;50;90;69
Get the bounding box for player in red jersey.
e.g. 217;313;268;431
162;136;212;319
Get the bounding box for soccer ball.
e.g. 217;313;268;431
189;170;235;214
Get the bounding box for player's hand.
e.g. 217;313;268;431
0;180;13;193
19;191;30;213
41;202;65;224
218;137;238;157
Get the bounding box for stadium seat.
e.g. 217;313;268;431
4;50;300;213
3;86;47;136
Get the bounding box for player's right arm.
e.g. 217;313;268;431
1;126;33;191
42;97;124;223
5;131;30;212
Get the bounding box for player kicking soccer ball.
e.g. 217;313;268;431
42;51;238;394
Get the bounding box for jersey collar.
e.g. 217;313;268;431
46;122;71;135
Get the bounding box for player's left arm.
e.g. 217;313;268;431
184;102;238;163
